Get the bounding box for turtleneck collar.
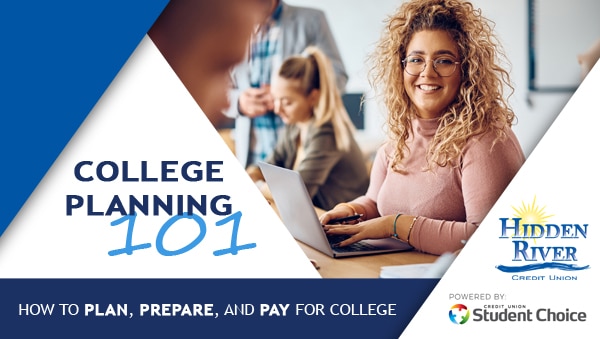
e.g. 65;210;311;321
413;116;440;138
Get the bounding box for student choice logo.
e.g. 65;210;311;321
449;304;470;324
448;304;587;324
496;196;590;281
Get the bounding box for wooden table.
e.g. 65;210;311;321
298;241;438;278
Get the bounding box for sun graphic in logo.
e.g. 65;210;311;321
511;196;554;240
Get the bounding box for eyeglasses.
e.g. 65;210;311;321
402;56;460;77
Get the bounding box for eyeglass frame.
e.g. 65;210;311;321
401;56;461;77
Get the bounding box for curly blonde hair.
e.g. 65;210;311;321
368;0;515;171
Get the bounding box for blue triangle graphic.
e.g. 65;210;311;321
0;0;169;236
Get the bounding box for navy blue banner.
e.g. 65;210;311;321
0;279;438;338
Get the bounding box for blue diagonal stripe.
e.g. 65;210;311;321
0;0;169;236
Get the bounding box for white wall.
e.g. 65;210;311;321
286;0;591;158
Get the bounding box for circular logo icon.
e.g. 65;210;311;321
449;304;470;324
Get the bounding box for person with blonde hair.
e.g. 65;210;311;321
247;46;369;210
321;0;525;255
226;0;347;169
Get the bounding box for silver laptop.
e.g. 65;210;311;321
258;162;413;258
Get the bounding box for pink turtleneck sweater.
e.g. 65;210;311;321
352;117;525;255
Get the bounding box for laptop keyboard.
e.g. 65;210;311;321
327;235;380;252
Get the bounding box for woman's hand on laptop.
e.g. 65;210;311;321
319;211;347;226
323;215;395;247
319;202;363;225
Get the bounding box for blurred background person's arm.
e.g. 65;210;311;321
148;0;276;128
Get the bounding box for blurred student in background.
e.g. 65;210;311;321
247;46;369;211
320;0;525;255
225;0;348;169
148;0;275;127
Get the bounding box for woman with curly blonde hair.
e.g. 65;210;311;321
320;0;525;255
